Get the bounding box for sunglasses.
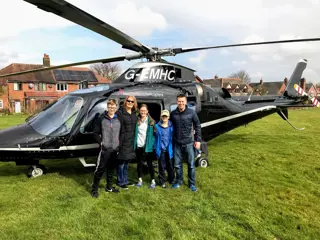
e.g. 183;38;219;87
126;100;134;103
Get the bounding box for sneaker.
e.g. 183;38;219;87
190;185;197;192
136;181;143;188
171;183;180;189
161;184;166;188
119;184;128;190
91;191;99;198
106;187;120;193
149;180;156;189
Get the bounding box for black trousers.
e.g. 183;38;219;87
158;151;174;185
136;147;155;180
92;149;118;191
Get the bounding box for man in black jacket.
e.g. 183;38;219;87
170;94;201;192
91;99;121;198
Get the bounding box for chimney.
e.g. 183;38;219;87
300;78;306;91
43;53;50;67
284;77;288;86
259;78;263;85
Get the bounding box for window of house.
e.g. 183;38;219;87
35;83;47;91
13;82;22;91
78;81;88;89
56;83;68;91
0;100;3;108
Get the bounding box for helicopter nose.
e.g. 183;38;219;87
0;123;44;148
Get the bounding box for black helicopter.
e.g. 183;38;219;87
0;0;319;177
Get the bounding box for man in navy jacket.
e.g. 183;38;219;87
170;94;201;192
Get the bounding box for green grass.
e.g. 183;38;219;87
0;109;319;240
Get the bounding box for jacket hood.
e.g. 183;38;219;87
104;111;117;120
157;120;172;128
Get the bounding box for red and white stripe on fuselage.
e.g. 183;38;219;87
294;84;319;107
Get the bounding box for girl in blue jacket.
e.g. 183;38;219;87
154;109;174;188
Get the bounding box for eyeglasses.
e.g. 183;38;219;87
126;100;134;103
108;106;117;110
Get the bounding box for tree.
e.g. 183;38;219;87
90;63;121;81
228;70;251;84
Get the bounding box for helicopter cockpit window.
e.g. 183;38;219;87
28;96;84;136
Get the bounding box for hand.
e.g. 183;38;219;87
194;142;201;150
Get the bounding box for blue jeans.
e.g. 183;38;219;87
173;142;195;187
117;159;130;186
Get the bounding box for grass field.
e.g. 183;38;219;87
0;109;319;240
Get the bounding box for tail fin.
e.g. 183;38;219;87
282;59;307;97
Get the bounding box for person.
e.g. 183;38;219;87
133;104;156;189
116;95;138;189
153;109;174;188
170;94;201;192
91;99;121;198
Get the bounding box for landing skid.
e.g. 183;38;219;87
278;110;305;130
78;157;96;167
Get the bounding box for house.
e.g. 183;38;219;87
250;77;319;98
250;78;287;96
0;54;110;113
203;75;252;95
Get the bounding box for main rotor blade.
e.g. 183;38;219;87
174;38;320;54
0;56;126;77
24;0;152;54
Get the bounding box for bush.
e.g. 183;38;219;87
0;108;11;115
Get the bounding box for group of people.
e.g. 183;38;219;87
91;94;202;198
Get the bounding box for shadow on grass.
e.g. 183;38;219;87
43;158;141;193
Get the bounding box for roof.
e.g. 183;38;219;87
0;64;55;84
203;77;252;90
203;79;221;88
0;63;110;84
250;81;284;95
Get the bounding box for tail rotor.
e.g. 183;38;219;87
293;84;320;107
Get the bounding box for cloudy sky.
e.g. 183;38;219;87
1;0;320;83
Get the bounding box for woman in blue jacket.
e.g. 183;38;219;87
154;109;174;188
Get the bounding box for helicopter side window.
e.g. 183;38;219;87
80;99;108;133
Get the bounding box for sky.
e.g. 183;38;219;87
1;0;320;83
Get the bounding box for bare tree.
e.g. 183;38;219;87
228;70;251;84
90;63;121;81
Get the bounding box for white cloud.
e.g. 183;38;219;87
2;0;320;83
189;52;207;63
220;49;231;56
232;60;247;66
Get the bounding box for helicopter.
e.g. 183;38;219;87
0;0;319;178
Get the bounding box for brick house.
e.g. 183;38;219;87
250;77;319;97
0;54;110;113
203;75;252;95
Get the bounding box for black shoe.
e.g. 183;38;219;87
91;191;99;198
119;184;128;190
106;187;120;193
